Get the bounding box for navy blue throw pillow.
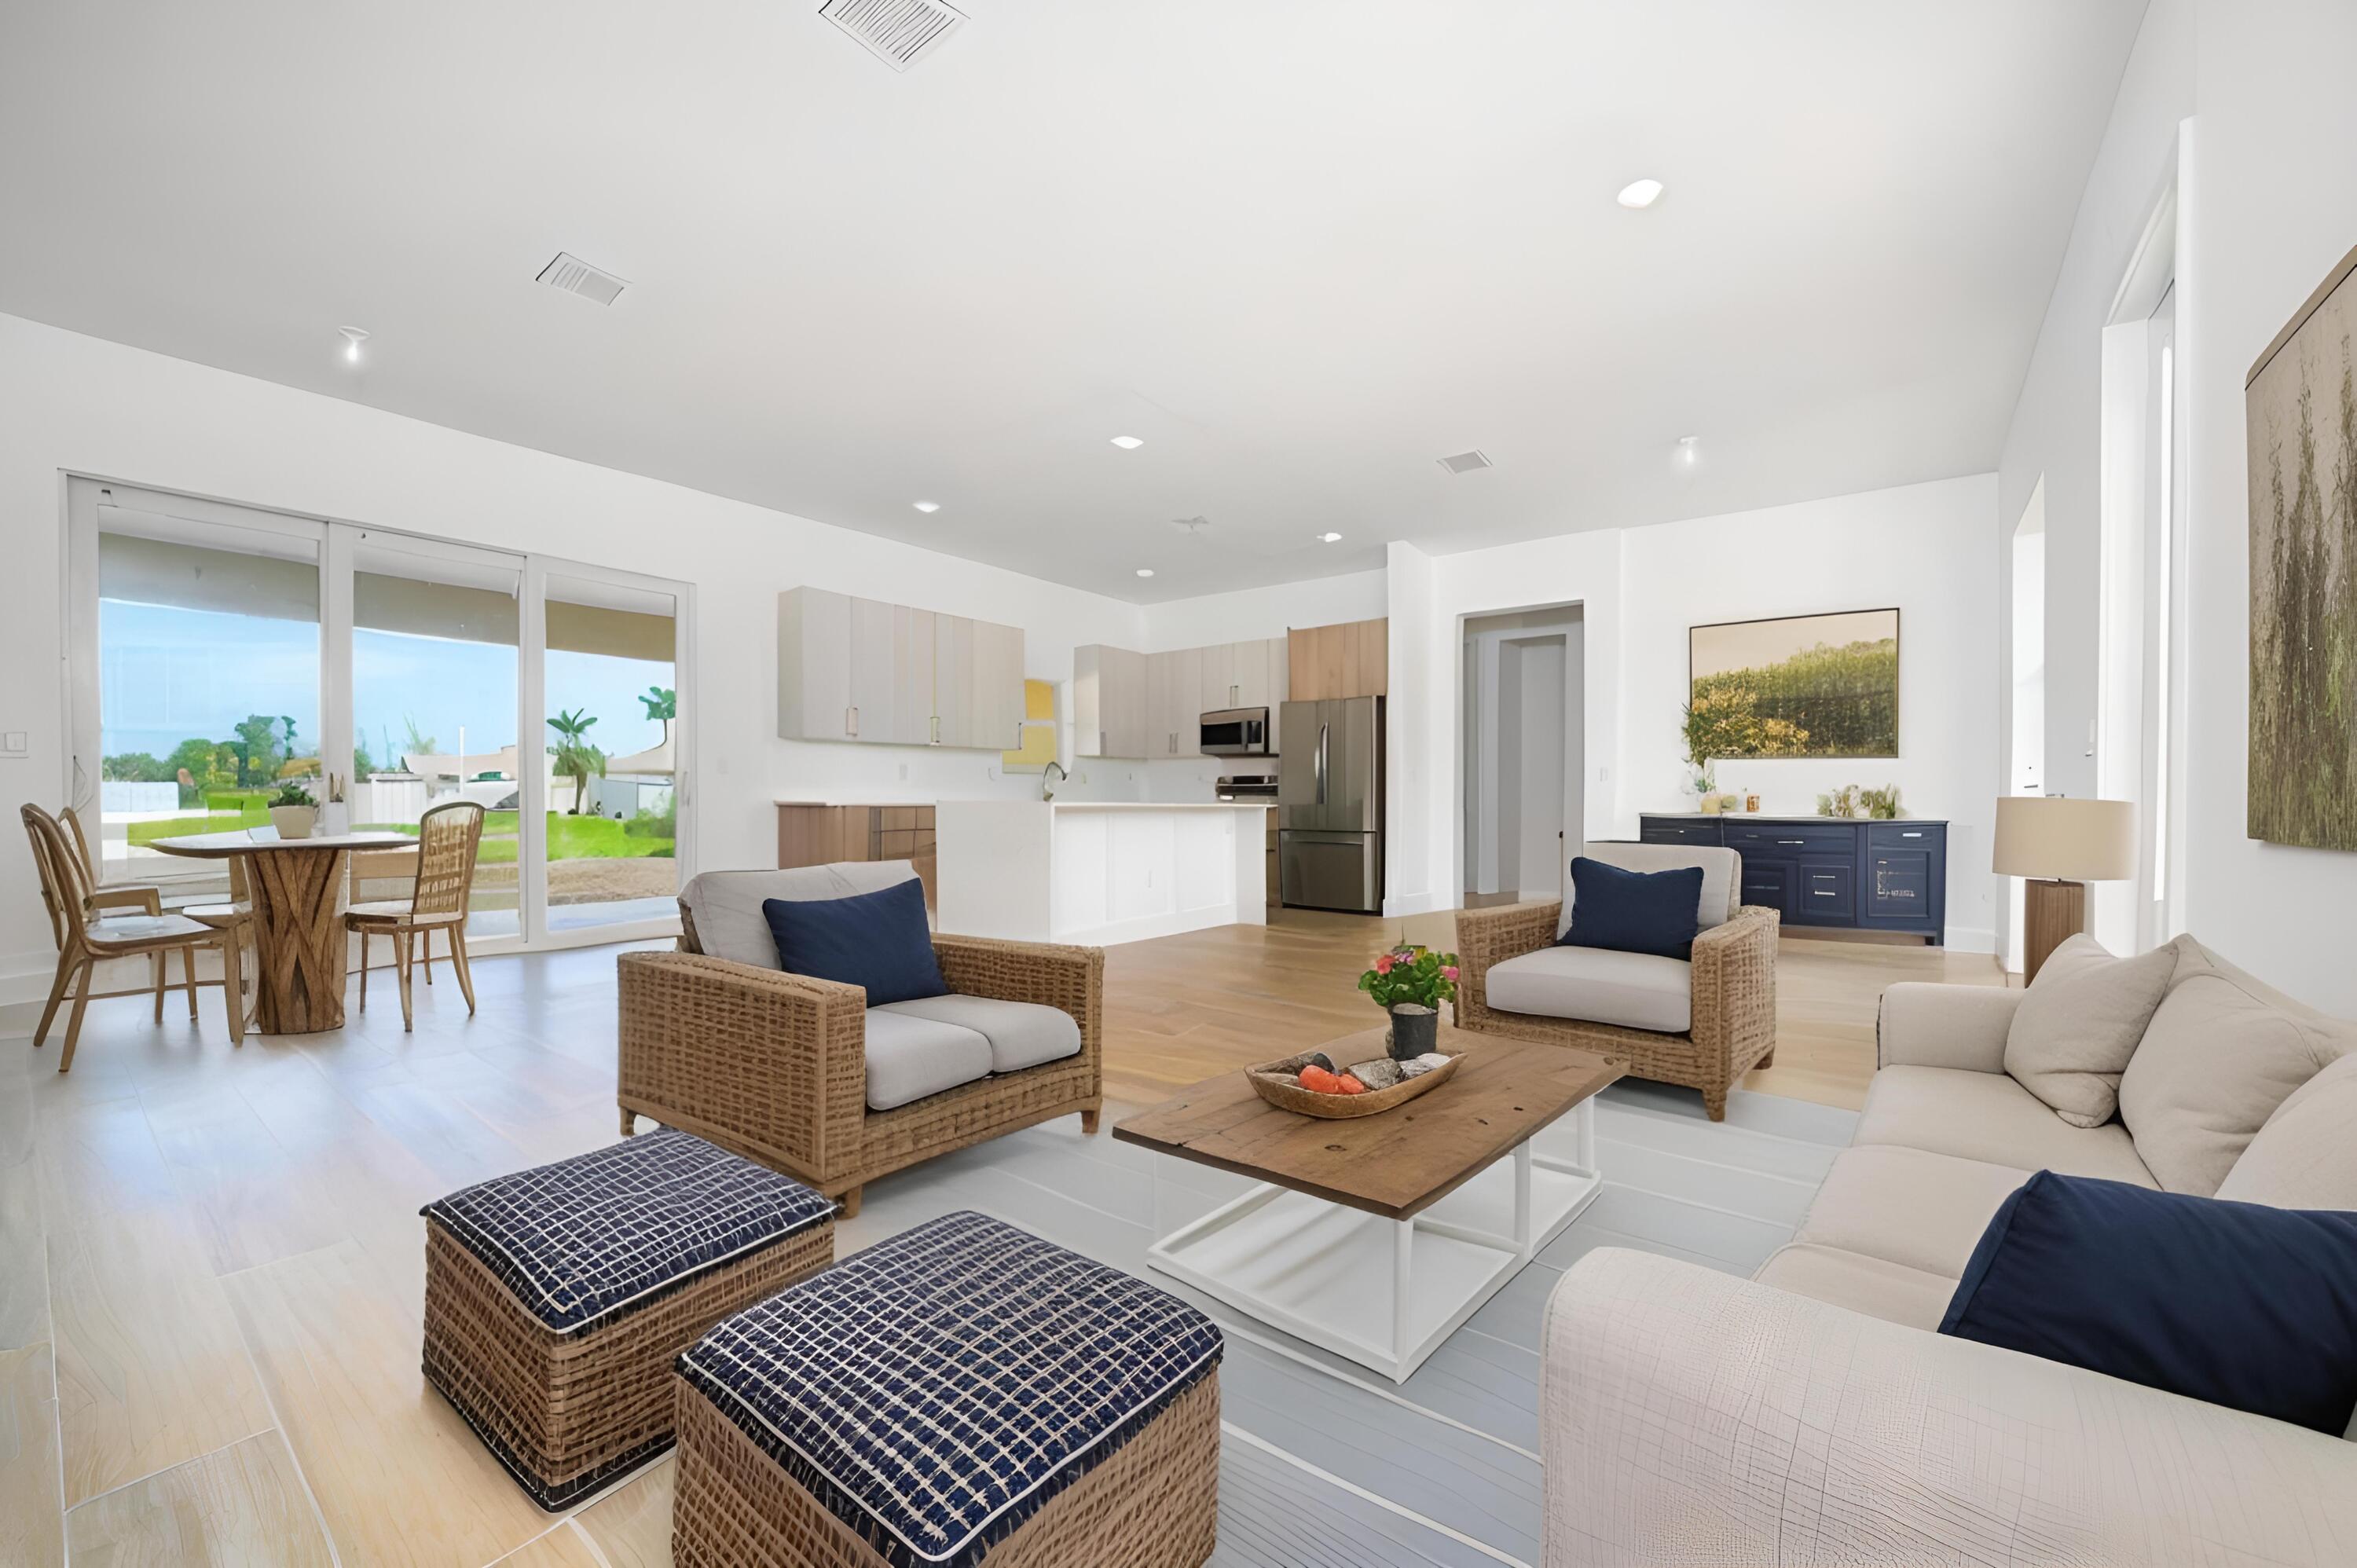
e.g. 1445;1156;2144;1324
762;878;948;1006
1558;856;1704;960
1940;1171;2357;1435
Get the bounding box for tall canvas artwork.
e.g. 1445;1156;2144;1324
2247;241;2357;852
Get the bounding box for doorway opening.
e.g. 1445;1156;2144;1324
1462;606;1584;904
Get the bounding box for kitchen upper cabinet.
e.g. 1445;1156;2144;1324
1197;643;1234;713
1232;639;1272;709
1145;651;1177;758
1287;617;1388;701
1167;647;1203;755
779;587;852;740
970;620;1026;753
891;606;935;746
933;614;974;748
1076;643;1148;757
777;587;1022;749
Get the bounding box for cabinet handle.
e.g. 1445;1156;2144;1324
1901;830;1923;838
846;706;858;737
1777;838;1805;845
1812;889;1835;897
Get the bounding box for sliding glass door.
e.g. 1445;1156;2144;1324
67;478;692;948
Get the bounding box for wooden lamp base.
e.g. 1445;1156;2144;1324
2022;878;2088;984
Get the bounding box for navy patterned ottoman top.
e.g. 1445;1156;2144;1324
420;1128;835;1335
676;1210;1223;1568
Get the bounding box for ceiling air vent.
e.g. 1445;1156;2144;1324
1437;450;1494;474
535;252;628;306
819;0;968;71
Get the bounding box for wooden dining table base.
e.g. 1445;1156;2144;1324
243;847;356;1033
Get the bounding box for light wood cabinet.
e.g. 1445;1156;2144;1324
1197;642;1233;713
777;588;1023;749
1076;643;1150;757
777;803;937;908
1287;617;1388;702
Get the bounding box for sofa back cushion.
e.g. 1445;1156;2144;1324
2118;936;2357;1196
1939;1171;2357;1438
1560;842;1737;938
2003;935;2176;1128
681;863;919;969
763;877;948;1006
2218;1050;2357;1212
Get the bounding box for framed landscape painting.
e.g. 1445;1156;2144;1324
2246;239;2357;852
1688;608;1900;759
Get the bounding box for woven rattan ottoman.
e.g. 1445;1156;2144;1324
421;1127;837;1509
672;1210;1223;1568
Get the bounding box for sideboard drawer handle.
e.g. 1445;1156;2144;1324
1777;838;1805;845
1813;889;1835;896
1901;830;1923;837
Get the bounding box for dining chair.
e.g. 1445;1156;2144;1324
346;800;483;1031
59;803;181;1019
22;803;246;1071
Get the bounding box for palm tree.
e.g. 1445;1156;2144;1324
547;709;604;815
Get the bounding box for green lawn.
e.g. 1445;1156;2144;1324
127;807;669;863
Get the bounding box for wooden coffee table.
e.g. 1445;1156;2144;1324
1113;1022;1622;1381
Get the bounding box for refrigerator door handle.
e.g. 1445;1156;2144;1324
1315;724;1329;806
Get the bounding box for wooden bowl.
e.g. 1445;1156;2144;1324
1246;1049;1464;1119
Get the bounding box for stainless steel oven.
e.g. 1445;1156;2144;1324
1197;707;1271;755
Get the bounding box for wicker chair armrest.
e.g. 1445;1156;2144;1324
1453;899;1563;1031
1688;904;1779;1067
932;936;1105;1084
616;951;868;1182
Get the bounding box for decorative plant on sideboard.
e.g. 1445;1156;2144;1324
1359;945;1460;1061
1677;701;1719;805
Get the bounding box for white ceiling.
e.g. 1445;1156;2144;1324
0;1;2144;603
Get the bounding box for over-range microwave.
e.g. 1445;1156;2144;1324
1198;707;1272;755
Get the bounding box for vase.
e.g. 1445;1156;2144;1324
1386;1003;1438;1061
269;804;317;839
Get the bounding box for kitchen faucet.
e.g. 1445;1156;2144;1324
1041;760;1067;801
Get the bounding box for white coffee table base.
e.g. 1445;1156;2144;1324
1145;1098;1601;1382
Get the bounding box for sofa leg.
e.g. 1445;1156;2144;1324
618;1106;636;1136
1756;1048;1776;1069
1702;1087;1728;1123
838;1186;863;1220
1080;1106;1102;1135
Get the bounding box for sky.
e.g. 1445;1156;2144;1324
100;599;673;771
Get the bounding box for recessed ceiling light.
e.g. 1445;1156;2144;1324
1616;178;1665;210
912;500;940;513
338;326;369;365
1135;567;1155;578
1676;434;1701;466
1316;531;1343;544
1109;435;1145;449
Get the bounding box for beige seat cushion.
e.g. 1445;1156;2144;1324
1853;1065;2158;1187
1484;944;1692;1033
1559;841;1739;939
860;1006;992;1111
2118;936;2357;1196
2216;1050;2357;1211
871;995;1080;1075
681;863;921;969
2003;934;2176;1127
1752;1242;1958;1332
1793;1145;2029;1280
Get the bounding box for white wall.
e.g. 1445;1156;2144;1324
0;312;1144;999
1139;570;1386;653
1998;0;2357;1012
1388;475;2000;949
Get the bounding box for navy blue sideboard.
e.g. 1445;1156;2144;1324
1637;813;1948;945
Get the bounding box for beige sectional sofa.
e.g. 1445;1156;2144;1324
1539;934;2357;1566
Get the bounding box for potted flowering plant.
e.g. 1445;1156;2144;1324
267;779;319;840
1357;944;1460;1061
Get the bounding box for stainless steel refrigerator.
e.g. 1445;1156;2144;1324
1278;696;1384;912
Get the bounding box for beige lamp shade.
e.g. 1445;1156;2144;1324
1992;796;2138;881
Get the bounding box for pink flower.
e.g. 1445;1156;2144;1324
1442;965;1459;982
1373;954;1395;975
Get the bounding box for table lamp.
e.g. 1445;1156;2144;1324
1992;796;2137;982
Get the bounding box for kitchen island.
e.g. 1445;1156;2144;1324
935;801;1269;946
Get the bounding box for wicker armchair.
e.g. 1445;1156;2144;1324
1455;844;1779;1121
616;870;1102;1218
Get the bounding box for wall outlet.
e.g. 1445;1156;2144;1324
897;762;908;780
1596;764;1610;782
0;731;27;757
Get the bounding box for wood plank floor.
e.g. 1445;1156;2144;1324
0;911;1996;1564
